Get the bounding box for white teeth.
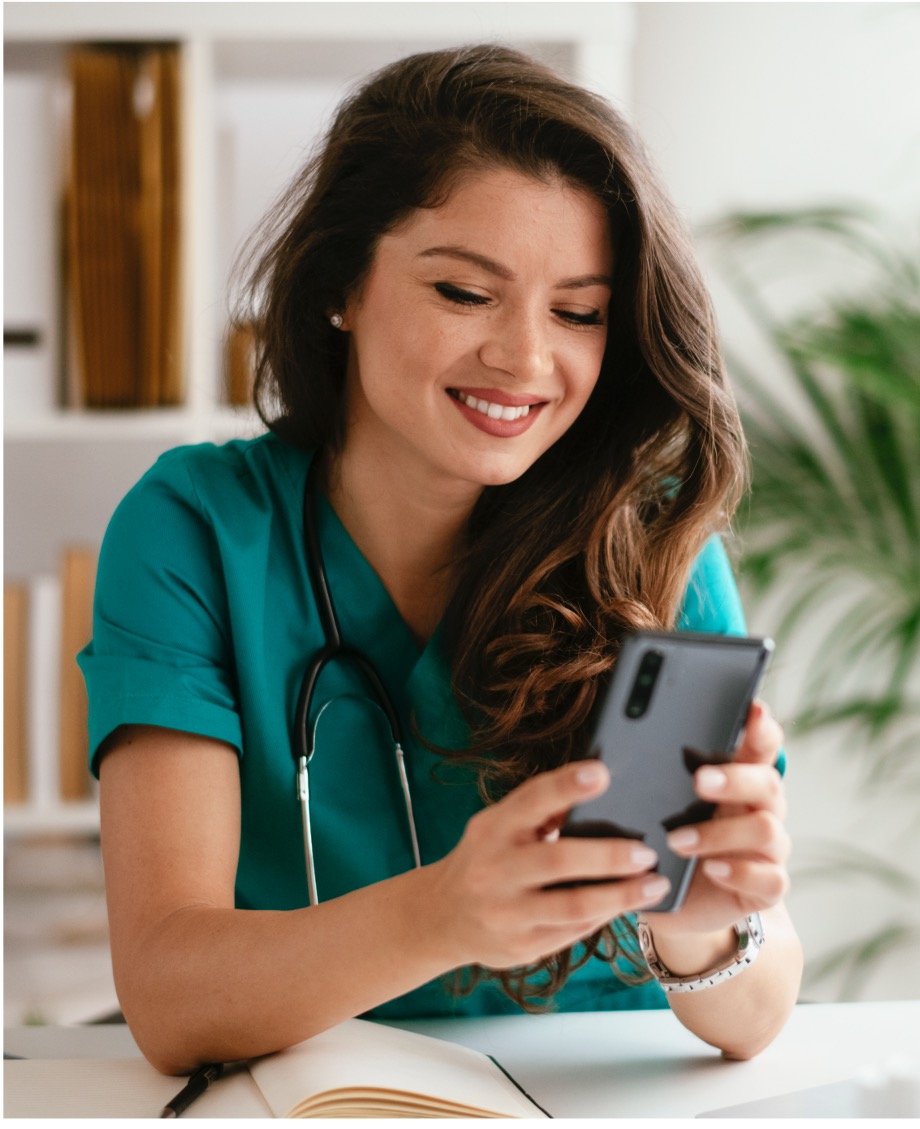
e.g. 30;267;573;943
458;392;531;421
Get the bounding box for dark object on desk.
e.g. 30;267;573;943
160;1062;224;1118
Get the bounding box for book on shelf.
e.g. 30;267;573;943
2;547;99;814
59;547;97;801
225;320;256;407
27;574;63;810
3;1018;550;1118
65;43;182;409
4;583;30;805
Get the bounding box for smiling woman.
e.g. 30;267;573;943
337;170;612;492
78;44;801;1074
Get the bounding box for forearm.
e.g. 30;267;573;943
115;864;455;1074
654;903;803;1059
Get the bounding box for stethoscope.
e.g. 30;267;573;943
292;456;422;906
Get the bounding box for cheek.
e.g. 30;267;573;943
566;343;606;411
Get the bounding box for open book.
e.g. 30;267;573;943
249;1018;550;1118
3;1019;550;1118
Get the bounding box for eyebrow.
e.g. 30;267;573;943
417;245;612;290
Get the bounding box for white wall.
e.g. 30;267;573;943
631;2;920;1001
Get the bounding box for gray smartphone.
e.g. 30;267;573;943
562;630;774;912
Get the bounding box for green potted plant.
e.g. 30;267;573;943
706;208;920;998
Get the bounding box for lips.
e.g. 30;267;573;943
446;387;547;437
450;387;547;408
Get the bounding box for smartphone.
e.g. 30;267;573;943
562;630;774;912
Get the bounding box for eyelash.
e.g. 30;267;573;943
433;282;604;327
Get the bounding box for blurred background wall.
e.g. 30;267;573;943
5;1;919;1022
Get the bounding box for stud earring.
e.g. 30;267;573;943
329;313;344;329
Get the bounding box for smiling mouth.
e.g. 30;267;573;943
446;388;546;421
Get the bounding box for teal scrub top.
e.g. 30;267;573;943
79;433;758;1020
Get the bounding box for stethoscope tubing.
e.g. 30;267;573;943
294;456;421;905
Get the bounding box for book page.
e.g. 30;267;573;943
249;1019;547;1118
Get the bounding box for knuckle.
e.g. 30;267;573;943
754;808;780;844
767;768;785;804
464;808;491;845
766;867;790;902
563;887;596;921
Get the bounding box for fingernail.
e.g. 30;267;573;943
631;844;658;867
697;767;727;793
642;875;671;899
703;860;732;879
667;827;699;851
576;762;606;788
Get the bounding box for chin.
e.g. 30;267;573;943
458;453;538;489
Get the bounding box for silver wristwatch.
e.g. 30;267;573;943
637;913;765;993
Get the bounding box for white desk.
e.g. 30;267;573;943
5;1000;919;1118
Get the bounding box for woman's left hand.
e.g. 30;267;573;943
643;699;790;940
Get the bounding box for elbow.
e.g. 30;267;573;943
121;999;206;1076
115;977;216;1077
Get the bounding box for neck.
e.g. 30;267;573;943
324;440;480;644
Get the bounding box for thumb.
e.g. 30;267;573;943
733;699;785;767
502;760;610;845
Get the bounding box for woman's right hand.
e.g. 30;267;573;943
429;760;669;970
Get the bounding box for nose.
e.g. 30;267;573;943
477;305;555;384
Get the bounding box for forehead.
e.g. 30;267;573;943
380;166;613;275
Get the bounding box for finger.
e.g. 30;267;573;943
515;836;659;887
734;700;785;766
666;810;791;864
700;857;790;908
533;872;672;927
499;761;610;844
694;761;787;818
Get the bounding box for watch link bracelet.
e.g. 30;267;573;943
637;912;766;993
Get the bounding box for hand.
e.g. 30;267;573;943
430;760;669;970
644;699;790;943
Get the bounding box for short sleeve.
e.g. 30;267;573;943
677;535;786;776
677;534;747;635
78;449;243;776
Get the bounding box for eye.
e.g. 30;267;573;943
434;282;490;307
554;308;604;327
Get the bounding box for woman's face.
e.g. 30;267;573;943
339;166;613;492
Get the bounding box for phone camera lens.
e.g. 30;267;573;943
625;649;664;720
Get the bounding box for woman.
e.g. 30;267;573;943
80;45;803;1075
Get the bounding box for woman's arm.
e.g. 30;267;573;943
642;701;804;1058
101;726;664;1074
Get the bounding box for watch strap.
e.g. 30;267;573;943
637;912;765;993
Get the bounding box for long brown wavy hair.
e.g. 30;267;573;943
234;45;748;1008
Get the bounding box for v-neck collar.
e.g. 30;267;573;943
282;443;470;750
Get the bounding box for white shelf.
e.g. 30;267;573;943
4;802;101;839
4;406;265;443
4;3;635;45
4;408;195;442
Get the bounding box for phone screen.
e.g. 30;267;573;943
563;631;773;911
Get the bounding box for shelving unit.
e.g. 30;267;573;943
4;2;636;838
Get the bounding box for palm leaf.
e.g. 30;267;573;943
804;922;920;1000
792;838;920;897
710;208;920;772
